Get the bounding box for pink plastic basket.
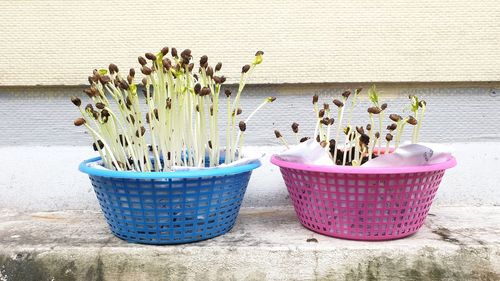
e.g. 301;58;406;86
271;155;457;241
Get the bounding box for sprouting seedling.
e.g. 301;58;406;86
414;100;426;143
234;96;276;158
291;122;300;143
274;130;289;149
409;95;420;143
274;85;427;166
332;97;345;164
385;133;393;154
72;48;269;172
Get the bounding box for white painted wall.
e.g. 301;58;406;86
1;1;500;86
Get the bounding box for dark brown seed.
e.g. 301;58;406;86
242;64;251;73
208;140;212;149
85;104;93;112
195;105;200;112
389;114;402;122
145;52;156;61
375;132;380;138
161;47;169;56
99;75;111;84
206;66;214;78
213;76;221;84
300;137;310;143
386;133;393;142
320;117;330;125
128;68;135;77
93;140;104;151
119;135;128;146
359;134;370;146
387;123;397;131
341;90;351;99
215;62;222;71
154;108;159;119
316;135;320;142
323;103;330;110
219;76;226;84
163;58;172;70
381;103;388;110
225;89;232;97
71;96;81;107
274;130;282;138
141;78;148;86
236;108;242;115
320;140;327;148
127;75;133;84
166;99;172;109
291;122;299;133
194;83;201;95
366;124;372;131
171;48;178;58
199;55;208;67
200;87;211;96
407;116;418;125
367;107;382;114
145;112;150;124
136;126;146;137
108;63;119;74
356;126;364;134
101;109;110;118
95;102;105;109
141;66;152;75
93;110;100;120
255;50;264;56
318;109;325;118
138;56;147;66
188;63;194;72
239;121;247;132
128;114;135;124
419;100;427;107
333;99;344;107
180;49;192;60
312;94;319;104
119;80;130;90
74;118;86;126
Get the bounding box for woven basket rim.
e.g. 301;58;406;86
79;156;261;179
270;155;456;174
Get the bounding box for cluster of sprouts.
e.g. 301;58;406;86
275;86;427;166
72;48;274;171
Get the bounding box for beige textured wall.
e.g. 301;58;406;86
0;0;499;86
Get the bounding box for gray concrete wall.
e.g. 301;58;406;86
1;83;499;146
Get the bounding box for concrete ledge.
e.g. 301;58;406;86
1;207;499;280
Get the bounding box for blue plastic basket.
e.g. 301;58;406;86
79;157;261;244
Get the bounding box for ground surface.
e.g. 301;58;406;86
0;207;499;281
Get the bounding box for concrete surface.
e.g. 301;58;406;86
0;143;498;212
0;206;499;281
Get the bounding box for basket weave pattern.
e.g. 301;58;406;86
89;172;251;244
278;167;446;240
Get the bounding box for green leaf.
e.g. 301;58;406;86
98;69;108;75
368;85;379;105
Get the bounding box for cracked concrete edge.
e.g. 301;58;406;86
0;244;499;281
0;207;499;280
